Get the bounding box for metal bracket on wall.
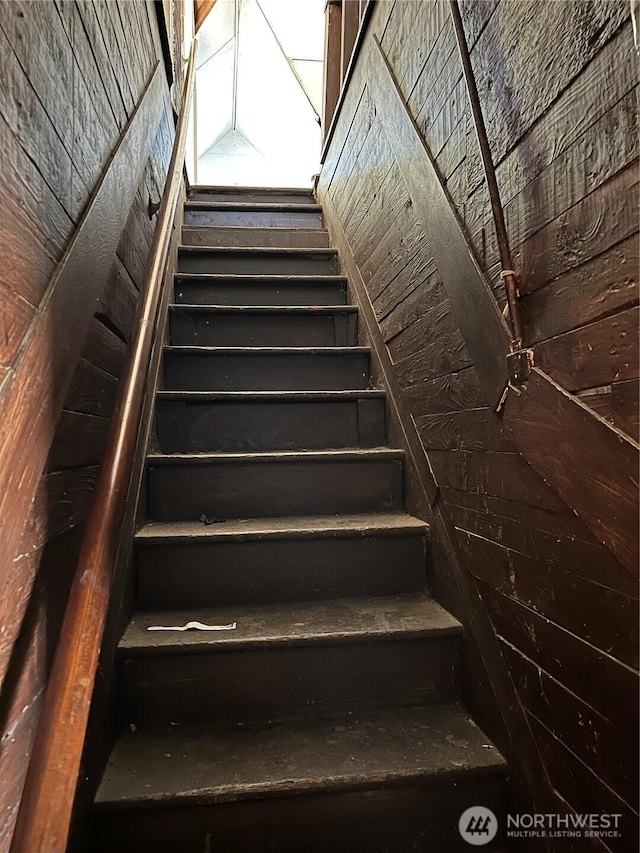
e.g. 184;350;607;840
507;348;534;385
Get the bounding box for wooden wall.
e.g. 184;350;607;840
319;1;638;848
0;2;175;849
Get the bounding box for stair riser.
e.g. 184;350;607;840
185;209;323;228
155;399;385;453
163;352;370;392
182;227;329;248
119;637;460;727
169;312;357;347
177;250;338;276
148;458;404;521
189;191;315;204
135;534;427;608
93;778;507;853
174;278;347;306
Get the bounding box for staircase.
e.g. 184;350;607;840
93;187;507;852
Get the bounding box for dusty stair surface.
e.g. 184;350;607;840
93;186;508;852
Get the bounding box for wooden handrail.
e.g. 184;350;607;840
11;39;198;853
449;1;524;358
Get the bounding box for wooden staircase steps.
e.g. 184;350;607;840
178;245;339;276
174;273;348;306
184;201;323;228
182;225;330;248
187;186;317;204
93;185;508;851
155;390;385;452
168;305;358;347
134;512;429;608
94;705;505;853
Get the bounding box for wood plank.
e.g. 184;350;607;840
513;163;639;293
469;0;629;162
527;714;638;853
387;294;468;364
489;24;638;211
534;307;639;392
65;359;119;418
0;106;73;311
611;378;640;442
97;256;140;342
447;501;638;601
47;411;111;471
0;63;164;586
521;235;639;344
400;366;493;415
394;331;472;388
81;318;127;379
501;642;638;809
74;0;128;130
377;270;443;340
0;523;86;844
457;529;638;668
90;0;136;115
370;35;510;404
440;484;611;545
503;88;638;255
369;229;434;312
2;0;115;193
379;0;439;97
466;83;640;254
415;408;514;453
428;449;567;512
0;25;86;224
117;191;155;291
502;368;638;573
479;581;638;731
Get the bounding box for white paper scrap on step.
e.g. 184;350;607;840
147;621;237;631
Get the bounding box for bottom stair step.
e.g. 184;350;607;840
94;705;507;852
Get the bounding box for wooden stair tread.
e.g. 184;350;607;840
155;389;384;401
179;246;337;256
191;185;314;194
185;201;323;212
147;448;403;464
163;345;369;353
168;304;357;314
175;273;347;282
181;225;327;234
119;594;461;654
95;704;505;808
135;511;427;542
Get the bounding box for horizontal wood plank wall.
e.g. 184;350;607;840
319;1;638;849
0;3;174;849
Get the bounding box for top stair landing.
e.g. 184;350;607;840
188;185;317;205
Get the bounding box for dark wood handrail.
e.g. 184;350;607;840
449;1;524;356
11;39;197;853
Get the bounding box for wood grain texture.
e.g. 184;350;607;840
320;3;638;843
456;528;638;669
0;61;164;604
370;36;510;405
535;307;639;393
502;368;639;573
319;181;559;841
